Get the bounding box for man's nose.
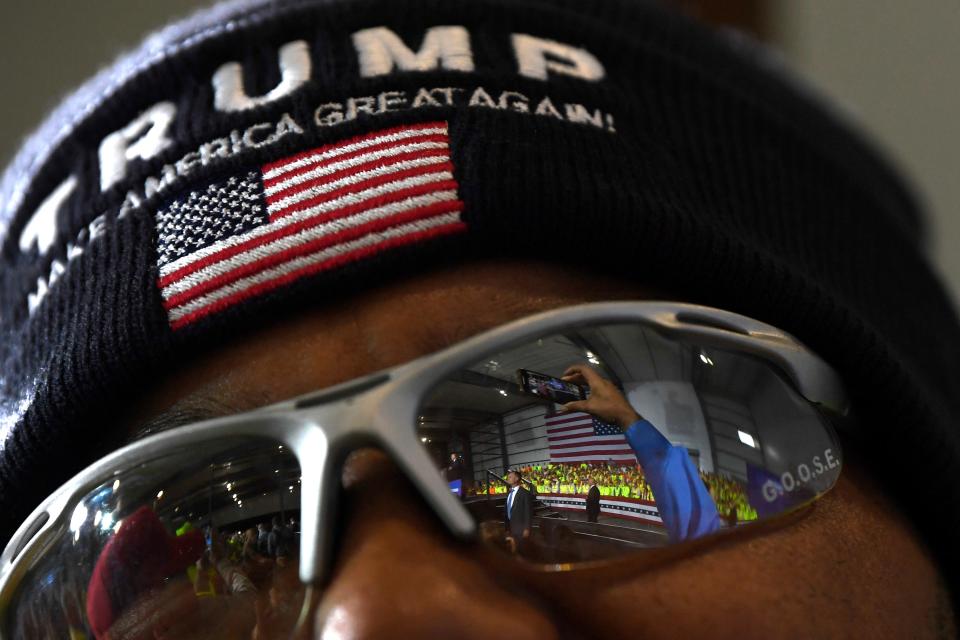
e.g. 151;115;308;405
307;448;558;640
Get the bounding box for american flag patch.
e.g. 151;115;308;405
155;121;466;329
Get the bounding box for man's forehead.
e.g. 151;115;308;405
125;259;663;442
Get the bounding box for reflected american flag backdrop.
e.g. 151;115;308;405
545;411;637;463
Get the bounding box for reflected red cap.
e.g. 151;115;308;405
86;506;203;639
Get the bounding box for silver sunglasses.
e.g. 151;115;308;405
0;302;847;639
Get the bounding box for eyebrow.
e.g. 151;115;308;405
126;298;600;445
126;396;254;444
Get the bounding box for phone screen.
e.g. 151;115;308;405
517;369;586;405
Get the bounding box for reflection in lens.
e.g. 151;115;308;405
8;439;304;640
419;323;842;564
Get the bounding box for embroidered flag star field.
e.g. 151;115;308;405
155;121;466;329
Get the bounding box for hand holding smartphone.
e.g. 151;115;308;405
516;368;586;404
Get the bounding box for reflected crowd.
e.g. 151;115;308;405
175;517;305;640
469;462;757;523
12;507;309;640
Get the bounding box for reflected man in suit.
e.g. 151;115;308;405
504;470;533;554
444;452;463;482
586;479;601;523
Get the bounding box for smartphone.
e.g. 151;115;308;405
516;369;586;404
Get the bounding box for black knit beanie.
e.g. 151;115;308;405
2;0;959;603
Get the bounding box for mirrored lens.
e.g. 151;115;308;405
418;322;841;564
8;438;304;640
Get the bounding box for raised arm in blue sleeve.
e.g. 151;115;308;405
624;419;721;542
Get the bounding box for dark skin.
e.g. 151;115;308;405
121;259;954;639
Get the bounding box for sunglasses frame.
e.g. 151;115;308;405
0;301;849;616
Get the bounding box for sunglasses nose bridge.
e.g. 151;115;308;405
291;425;335;586
290;390;477;584
289;398;393;586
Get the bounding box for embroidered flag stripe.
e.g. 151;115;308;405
169;216;465;330
263;137;451;197
155;121;465;330
261;122;448;179
269;163;456;220
162;198;463;307
266;153;452;210
157;172;455;283
159;180;459;288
